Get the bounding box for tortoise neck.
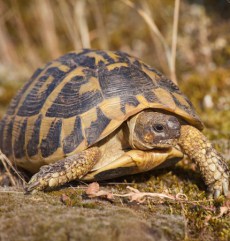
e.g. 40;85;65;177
126;112;141;149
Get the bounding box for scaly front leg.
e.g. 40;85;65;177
179;125;229;199
25;147;101;192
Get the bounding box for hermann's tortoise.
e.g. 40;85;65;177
0;49;229;198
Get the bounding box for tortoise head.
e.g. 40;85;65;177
127;110;229;198
128;110;181;150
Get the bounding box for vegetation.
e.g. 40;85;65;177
0;1;229;240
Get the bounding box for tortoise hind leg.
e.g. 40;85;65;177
25;147;101;192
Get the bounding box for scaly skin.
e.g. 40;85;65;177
179;125;229;198
25;147;101;192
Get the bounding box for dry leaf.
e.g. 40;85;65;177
85;182;100;196
60;193;72;206
86;184;189;204
204;214;212;225
86;182;114;200
215;206;229;218
113;186;184;203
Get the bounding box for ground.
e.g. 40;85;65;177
0;137;229;241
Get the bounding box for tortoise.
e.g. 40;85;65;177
0;49;228;198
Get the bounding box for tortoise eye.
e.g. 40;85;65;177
153;124;164;133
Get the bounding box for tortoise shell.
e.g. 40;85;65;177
0;49;203;172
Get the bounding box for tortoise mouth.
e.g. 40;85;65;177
142;139;178;151
135;139;179;151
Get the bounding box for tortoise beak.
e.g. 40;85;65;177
82;147;184;181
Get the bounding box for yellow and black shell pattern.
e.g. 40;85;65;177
0;49;203;172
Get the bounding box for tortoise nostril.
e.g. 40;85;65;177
167;117;180;130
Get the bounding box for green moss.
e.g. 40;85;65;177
180;69;230;139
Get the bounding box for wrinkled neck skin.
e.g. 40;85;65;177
127;112;141;149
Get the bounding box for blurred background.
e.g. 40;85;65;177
0;0;229;143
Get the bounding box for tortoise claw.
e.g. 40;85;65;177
213;189;221;200
25;171;50;193
207;177;229;199
24;180;40;194
223;180;229;197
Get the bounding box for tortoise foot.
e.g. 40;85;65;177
25;147;101;192
179;125;229;199
207;176;229;199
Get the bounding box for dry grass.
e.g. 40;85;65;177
122;0;180;84
0;1;193;77
0;0;228;80
0;150;26;187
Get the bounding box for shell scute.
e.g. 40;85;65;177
98;65;155;98
40;118;62;158
120;95;140;114
62;116;84;155
27;114;42;157
142;91;159;103
0;115;13;156
85;107;111;146
45;74;103;118
13;118;27;159
6;67;44;116
158;76;180;92
17;66;69;117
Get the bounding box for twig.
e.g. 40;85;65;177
113;186;187;203
106;182;137;185
86;183;219;206
0;150;26;185
0;152;16;186
170;0;180;84
141;2;169;75
89;0;108;49
86;183;188;203
35;0;60;58
0;190;24;193
0;1;20;66
122;0;171;66
12;0;41;68
74;0;91;48
121;0;180;85
57;1;82;50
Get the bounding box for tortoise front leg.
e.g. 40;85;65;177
25;147;101;192
179;125;229;199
